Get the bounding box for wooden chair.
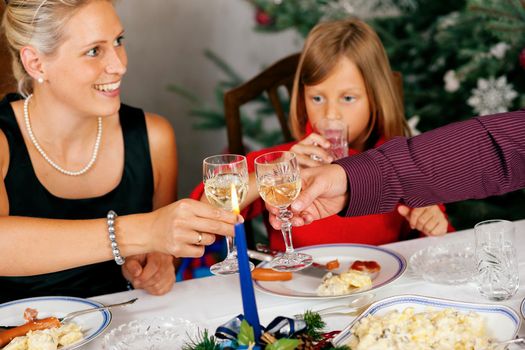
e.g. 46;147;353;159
0;4;17;99
224;53;300;155
224;52;403;155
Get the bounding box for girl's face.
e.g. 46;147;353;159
40;0;127;117
304;57;370;151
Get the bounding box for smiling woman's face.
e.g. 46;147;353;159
41;0;127;117
304;57;371;152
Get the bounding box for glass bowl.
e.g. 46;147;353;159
409;241;475;284
102;317;201;350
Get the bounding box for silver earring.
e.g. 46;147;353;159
37;77;44;84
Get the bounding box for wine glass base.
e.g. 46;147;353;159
210;258;255;276
270;253;313;272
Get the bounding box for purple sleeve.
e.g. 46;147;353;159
335;110;525;217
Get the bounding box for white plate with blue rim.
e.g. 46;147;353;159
332;294;521;347
254;243;406;299
0;296;112;349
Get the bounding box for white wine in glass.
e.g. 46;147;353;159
255;151;313;272
203;154;254;275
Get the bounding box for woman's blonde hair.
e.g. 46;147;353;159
2;0;111;97
289;17;410;148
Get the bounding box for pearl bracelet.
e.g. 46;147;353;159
107;210;125;265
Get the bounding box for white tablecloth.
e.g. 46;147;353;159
85;219;525;349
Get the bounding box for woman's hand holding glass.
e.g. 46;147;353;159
255;151;313;271
203;154;254;275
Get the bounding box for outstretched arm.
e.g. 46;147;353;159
267;110;525;228
337;110;525;216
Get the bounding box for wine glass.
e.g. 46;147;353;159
254;151;313;271
203;154;254;275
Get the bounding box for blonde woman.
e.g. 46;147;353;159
0;0;236;302
192;17;452;253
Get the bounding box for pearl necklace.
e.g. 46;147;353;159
24;94;103;176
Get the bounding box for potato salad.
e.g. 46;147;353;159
347;307;493;350
317;270;372;296
2;323;83;350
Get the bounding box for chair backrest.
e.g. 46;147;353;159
224;53;300;155
224;52;404;155
0;5;17;99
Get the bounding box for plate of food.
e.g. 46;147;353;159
102;317;200;350
253;243;406;299
332;294;521;348
0;296;111;350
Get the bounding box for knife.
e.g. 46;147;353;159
247;250;335;278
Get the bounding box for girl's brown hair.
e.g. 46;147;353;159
289;17;410;148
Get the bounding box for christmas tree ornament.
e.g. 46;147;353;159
467;76;518;116
255;7;272;27
520;48;525;69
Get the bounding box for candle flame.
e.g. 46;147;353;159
231;183;240;215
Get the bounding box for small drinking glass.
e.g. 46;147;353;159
203;154;254;275
474;219;519;301
254;151;313;271
315;118;349;160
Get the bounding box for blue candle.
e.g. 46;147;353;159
234;222;262;341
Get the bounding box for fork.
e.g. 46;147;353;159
294;293;374;318
0;298;138;329
491;338;525;350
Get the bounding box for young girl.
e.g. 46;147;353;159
192;17;452;254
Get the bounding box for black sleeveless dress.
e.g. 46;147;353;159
0;93;154;303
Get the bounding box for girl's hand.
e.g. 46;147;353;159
150;198;236;258
122;253;175;295
290;133;333;168
397;205;448;236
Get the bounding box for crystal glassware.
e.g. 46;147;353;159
474;219;519;301
203;154;254;275
315;118;349;160
254;151;312;271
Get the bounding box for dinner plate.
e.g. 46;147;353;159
0;296;112;349
521;297;525;320
102;317;200;350
409;241;475;284
332;294;521;347
254;243;406;299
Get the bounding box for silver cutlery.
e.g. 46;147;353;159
294;293;374;318
491;337;525;350
0;297;138;330
247;249;338;277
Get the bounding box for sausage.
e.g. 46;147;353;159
252;267;292;281
312;259;340;270
0;317;61;347
325;259;340;270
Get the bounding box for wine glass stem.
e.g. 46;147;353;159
279;208;294;254
225;236;237;259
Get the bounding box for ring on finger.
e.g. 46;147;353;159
310;154;322;162
196;232;203;245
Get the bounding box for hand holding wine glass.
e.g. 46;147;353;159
254;151;313;271
203;154;254;275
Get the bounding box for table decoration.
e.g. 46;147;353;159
184;311;347;349
231;183;261;340
182;185;349;349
